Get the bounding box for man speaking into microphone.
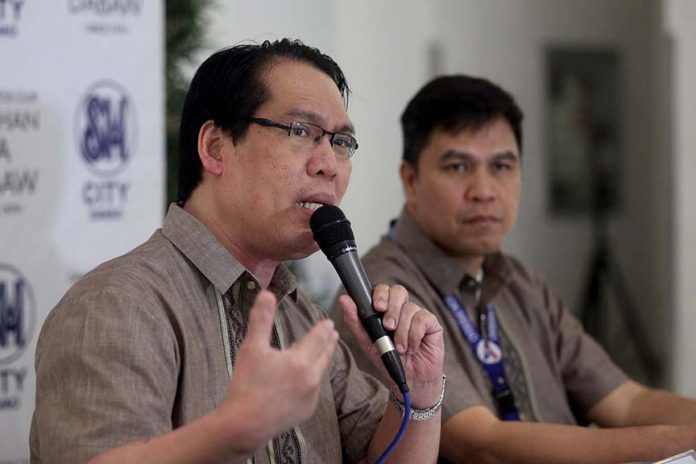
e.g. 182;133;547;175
30;39;444;464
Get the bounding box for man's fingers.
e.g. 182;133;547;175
338;294;395;383
371;284;390;312
338;294;359;322
245;290;278;348
406;308;432;354
380;284;408;331
393;301;421;354
338;294;373;348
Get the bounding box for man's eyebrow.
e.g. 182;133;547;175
439;150;474;162
439;149;519;162
493;151;520;162
286;109;355;134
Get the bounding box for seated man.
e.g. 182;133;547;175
333;74;696;463
30;39;445;464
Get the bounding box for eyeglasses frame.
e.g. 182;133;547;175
247;116;358;159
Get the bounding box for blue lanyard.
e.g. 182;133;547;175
443;295;520;421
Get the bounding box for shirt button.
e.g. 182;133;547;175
246;281;257;290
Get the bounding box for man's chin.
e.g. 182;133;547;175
305;241;321;257
451;240;503;258
285;241;320;261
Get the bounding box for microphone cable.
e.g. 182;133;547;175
375;390;411;464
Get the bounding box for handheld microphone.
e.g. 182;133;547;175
311;205;408;393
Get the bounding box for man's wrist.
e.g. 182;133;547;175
390;374;446;421
217;399;267;456
397;373;446;409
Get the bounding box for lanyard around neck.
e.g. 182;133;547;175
443;294;520;421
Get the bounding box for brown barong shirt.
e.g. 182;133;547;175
31;204;386;464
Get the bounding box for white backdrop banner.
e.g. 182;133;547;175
0;1;164;461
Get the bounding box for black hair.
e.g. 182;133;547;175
176;38;349;204
401;75;523;167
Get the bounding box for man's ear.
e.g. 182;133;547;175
197;120;226;175
400;161;418;206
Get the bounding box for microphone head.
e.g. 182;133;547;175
310;204;355;257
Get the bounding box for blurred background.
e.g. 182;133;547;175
2;0;696;461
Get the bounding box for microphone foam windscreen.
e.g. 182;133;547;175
310;205;355;255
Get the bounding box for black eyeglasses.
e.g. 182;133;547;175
248;117;359;159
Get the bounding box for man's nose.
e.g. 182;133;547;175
466;169;496;202
307;135;338;178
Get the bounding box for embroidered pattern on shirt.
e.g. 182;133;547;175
222;280;304;463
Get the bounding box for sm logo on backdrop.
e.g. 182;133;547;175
75;80;135;220
0;263;35;366
75;80;138;178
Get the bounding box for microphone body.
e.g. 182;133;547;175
311;206;409;392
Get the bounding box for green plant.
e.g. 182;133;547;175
165;0;211;205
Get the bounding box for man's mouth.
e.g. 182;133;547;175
461;215;502;224
298;201;324;212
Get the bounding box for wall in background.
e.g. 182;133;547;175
667;0;696;396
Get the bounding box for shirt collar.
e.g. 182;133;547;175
392;207;511;301
161;203;298;302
